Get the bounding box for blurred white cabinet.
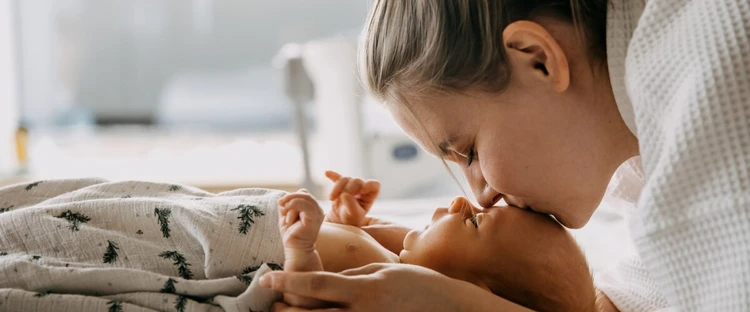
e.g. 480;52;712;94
0;0;20;173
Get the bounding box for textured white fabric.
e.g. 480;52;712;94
599;0;750;311
0;179;286;312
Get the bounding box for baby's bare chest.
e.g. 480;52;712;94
316;223;399;272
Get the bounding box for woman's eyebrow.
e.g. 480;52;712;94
438;135;458;156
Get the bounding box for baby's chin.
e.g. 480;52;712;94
402;228;422;250
398;229;422;263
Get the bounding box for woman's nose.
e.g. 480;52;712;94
477;189;502;208
464;165;502;208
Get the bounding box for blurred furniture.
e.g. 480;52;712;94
285;36;465;199
0;0;20;175
0;127;315;194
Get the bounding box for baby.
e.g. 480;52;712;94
277;171;596;312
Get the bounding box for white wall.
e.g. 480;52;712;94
16;0;370;124
0;0;19;173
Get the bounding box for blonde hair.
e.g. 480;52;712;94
359;1;607;309
358;0;608;208
359;0;607;104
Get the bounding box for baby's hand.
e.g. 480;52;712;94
324;170;380;227
278;190;325;251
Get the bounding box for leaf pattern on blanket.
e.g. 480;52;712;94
169;185;181;192
232;204;265;234
236;266;257;285
0;252;8;256
175;295;188;312
25;181;43;191
154;208;172;238
0;205;12;213
107;300;123;312
103;240;120;264
159;250;193;279
161;277;178;293
55;210;91;232
235;262;284;285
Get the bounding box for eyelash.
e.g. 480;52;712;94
470;215;478;228
466;146;476;166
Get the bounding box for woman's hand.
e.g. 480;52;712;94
323;171;380;227
261;263;535;312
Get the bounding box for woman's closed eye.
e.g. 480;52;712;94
469;215;478;228
466;145;476;166
453;145;476;166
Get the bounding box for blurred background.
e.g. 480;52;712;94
0;0;633;274
0;0;470;199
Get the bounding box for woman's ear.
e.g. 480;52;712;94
502;21;570;93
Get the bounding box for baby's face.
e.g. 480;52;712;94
399;197;593;310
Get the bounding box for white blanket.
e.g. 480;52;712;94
0;179;287;312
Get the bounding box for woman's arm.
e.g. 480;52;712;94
261;263;536;312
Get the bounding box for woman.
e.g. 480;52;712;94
261;0;750;310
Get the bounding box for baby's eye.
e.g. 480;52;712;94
470;215;478;228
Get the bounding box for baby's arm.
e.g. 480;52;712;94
360;219;412;255
277;190;326;309
324;171;412;255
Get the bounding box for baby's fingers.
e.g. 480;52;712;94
279;192;314;206
358;181;381;211
340;193;365;224
325;170;342;182
345;178;364;196
329;177;350;201
285;205;301;225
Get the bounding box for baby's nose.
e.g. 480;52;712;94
449;197;477;217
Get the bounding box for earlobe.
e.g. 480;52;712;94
502;21;570;92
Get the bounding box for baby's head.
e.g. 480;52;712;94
399;197;595;311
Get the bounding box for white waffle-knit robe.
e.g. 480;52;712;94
596;0;750;311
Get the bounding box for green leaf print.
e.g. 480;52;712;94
174;296;188;312
160;278;178;293
236;266;256;285
0;205;12;213
55;210;91;232
169;185;181;192
25;181;43;191
159;250;193;279
231;205;265;234
154;208;172;238
103;240;120;264
107;301;123;312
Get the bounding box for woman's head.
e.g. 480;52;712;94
360;0;639;228
399;197;595;311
